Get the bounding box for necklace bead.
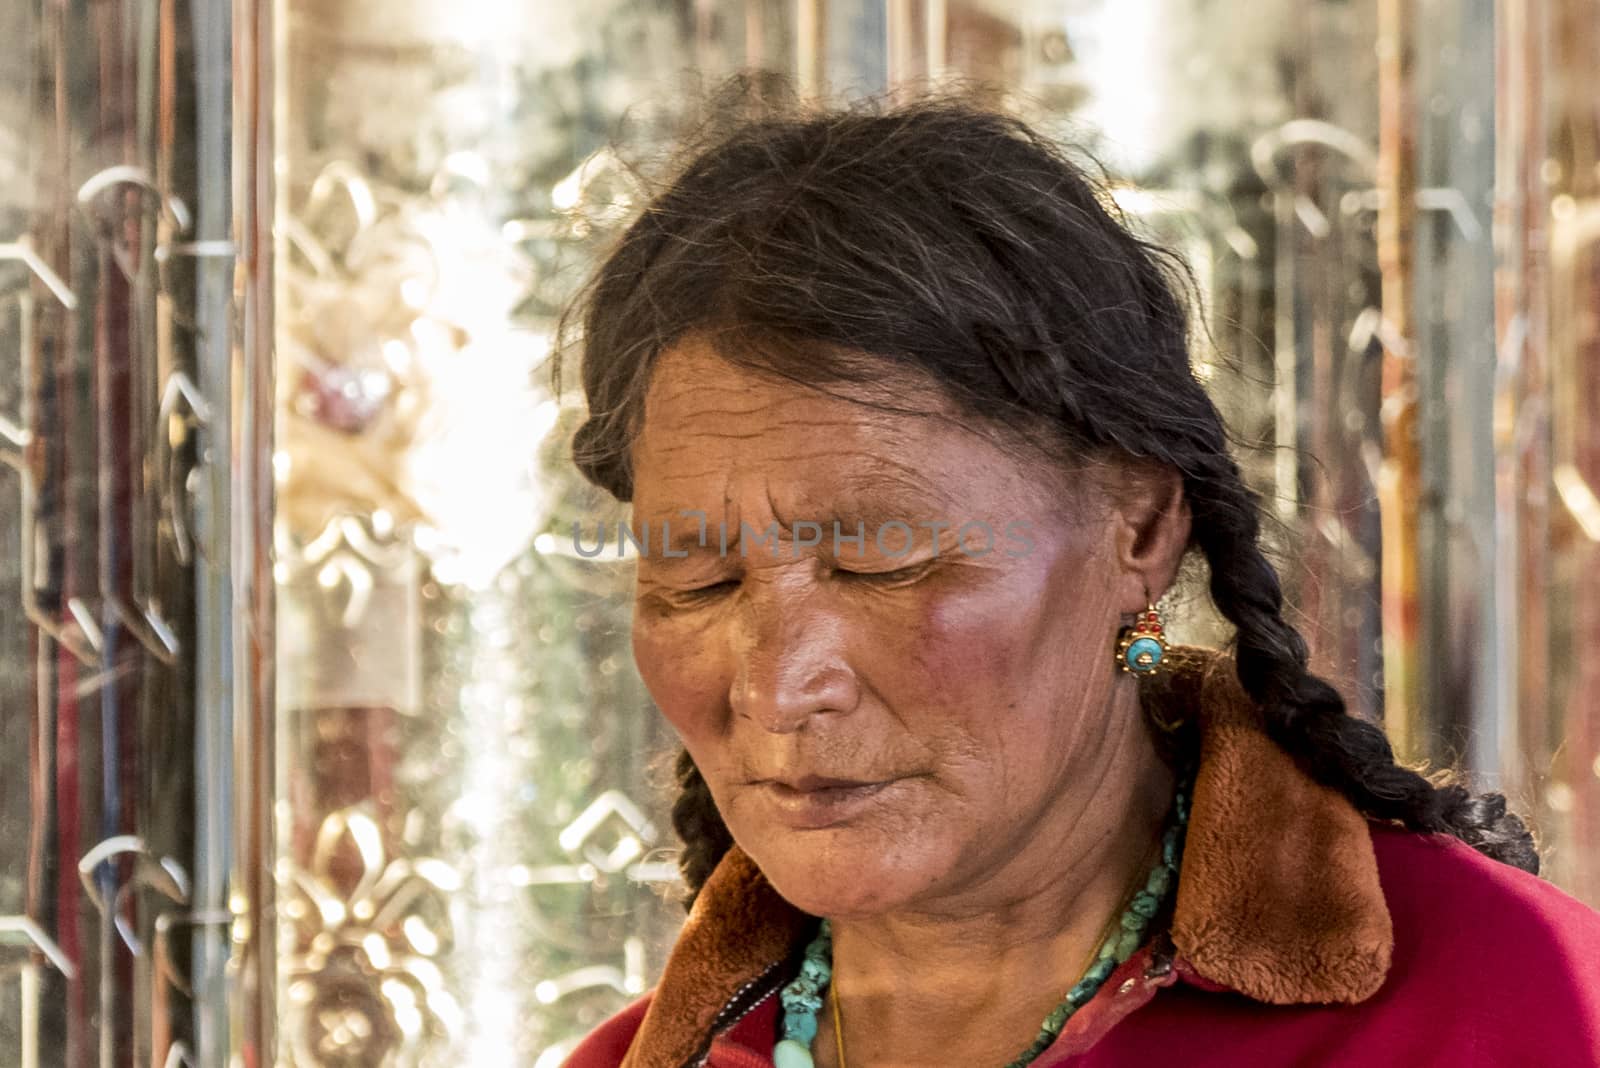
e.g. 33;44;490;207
774;1038;817;1068
774;778;1191;1068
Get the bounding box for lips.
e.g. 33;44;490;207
752;774;899;829
773;774;880;792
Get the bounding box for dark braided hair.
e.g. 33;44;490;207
556;84;1539;904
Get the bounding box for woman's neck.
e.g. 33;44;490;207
814;708;1178;1068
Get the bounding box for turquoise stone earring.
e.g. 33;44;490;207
1116;600;1168;676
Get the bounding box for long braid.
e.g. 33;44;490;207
1183;447;1541;874
671;749;734;908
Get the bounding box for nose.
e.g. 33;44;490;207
729;580;860;733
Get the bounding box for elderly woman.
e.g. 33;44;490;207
559;95;1600;1068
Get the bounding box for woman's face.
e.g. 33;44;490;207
629;336;1146;918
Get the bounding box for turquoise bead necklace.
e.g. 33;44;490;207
774;778;1191;1068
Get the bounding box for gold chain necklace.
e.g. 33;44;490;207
831;978;848;1068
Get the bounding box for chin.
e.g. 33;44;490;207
735;825;931;918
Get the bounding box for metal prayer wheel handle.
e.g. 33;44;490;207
1250;119;1379;186
0;412;29;470
160;1043;197;1068
0;237;73;470
76;166;193;291
152;909;232;1001
1250;120;1379;242
75;165;194;283
152;909;233;1068
150;911;233;1068
0;914;78;980
1247;121;1382;525
1252;122;1482;244
72;166;193;664
0;236;101;666
77;166;194;232
0;236;78;309
104;597;181;664
77;836;192;959
17;488;102;666
0;915;78;1068
75;840;192;1068
77;168;189;666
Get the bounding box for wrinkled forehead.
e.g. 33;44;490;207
641;334;949;423
634;337;952;478
628;335;1089;529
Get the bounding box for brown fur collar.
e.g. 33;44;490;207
621;647;1394;1068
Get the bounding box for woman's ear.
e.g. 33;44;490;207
1107;462;1191;614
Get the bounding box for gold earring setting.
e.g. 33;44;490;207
1116;601;1168;676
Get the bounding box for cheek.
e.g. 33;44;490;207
884;564;1110;773
892;572;1065;705
631;616;731;742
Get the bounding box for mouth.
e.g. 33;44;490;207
769;774;883;792
750;775;900;829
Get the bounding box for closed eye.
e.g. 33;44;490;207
680;579;740;601
835;560;933;585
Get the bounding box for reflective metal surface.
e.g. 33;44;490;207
0;0;240;1064
1497;0;1600;905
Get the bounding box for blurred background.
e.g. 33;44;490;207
1;0;1597;1065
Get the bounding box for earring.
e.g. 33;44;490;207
1116;599;1169;676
